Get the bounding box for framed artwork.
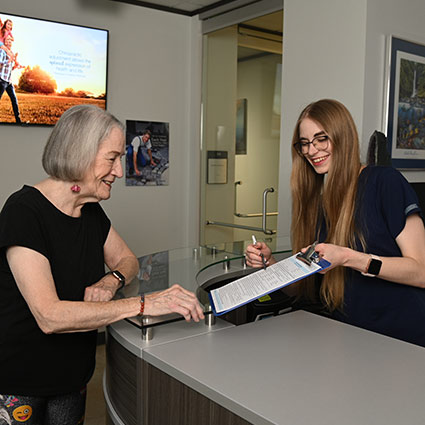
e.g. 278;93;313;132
207;150;227;184
125;120;169;186
384;36;425;169
236;98;247;155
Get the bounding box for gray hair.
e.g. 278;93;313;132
42;105;124;181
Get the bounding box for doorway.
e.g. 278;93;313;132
200;10;283;246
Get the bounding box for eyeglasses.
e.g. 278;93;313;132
293;134;330;155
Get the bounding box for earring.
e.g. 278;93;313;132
71;184;81;193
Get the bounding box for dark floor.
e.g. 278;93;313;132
86;344;107;425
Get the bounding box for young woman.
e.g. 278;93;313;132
246;99;425;347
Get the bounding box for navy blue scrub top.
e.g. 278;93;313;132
327;166;425;347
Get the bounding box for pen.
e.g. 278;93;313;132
260;253;267;270
252;235;267;270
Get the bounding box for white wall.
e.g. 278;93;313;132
277;0;368;237
363;0;425;182
0;0;202;256
278;0;425;239
2;0;425;253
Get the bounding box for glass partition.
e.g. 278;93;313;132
200;11;283;246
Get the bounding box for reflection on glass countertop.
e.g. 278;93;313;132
115;237;292;329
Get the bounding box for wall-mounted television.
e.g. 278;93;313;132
0;12;108;126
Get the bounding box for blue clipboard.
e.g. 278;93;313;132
208;256;331;316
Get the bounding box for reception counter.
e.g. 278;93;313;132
104;243;425;425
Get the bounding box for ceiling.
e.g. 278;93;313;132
109;0;283;59
243;11;282;33
110;0;241;16
111;0;283;60
109;0;283;34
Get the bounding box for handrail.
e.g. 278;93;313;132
262;188;274;233
234;181;278;218
207;184;277;235
205;220;276;235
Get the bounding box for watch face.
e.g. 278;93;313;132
368;258;382;276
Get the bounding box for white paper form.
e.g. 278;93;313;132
209;254;328;315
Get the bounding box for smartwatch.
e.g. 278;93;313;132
109;270;126;290
361;255;382;277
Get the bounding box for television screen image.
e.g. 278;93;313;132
0;12;108;126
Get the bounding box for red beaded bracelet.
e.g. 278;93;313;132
139;294;145;316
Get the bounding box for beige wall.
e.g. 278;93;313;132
0;0;202;256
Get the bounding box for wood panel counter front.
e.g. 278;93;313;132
105;310;425;425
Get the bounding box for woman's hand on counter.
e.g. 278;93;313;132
144;284;205;322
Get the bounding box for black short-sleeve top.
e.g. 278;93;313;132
0;185;111;396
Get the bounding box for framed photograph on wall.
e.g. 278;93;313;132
236;98;247;155
125;120;169;186
384;36;425;169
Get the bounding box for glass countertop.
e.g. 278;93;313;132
115;237;292;330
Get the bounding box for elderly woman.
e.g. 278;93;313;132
0;105;204;424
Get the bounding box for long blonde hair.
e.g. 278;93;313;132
290;99;362;311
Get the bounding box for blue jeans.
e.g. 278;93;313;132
126;145;149;175
0;78;21;123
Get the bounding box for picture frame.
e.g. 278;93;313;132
383;35;425;169
235;98;247;155
125;119;169;186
